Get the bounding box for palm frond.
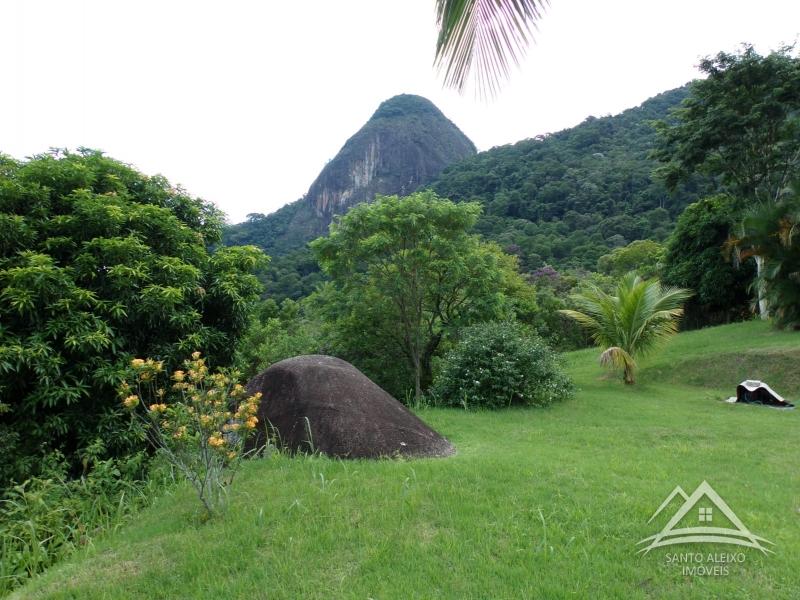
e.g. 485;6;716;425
599;346;635;372
561;282;621;349
434;0;547;96
627;282;691;356
558;309;601;331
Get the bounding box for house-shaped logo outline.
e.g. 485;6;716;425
637;480;774;555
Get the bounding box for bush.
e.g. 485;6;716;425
0;452;165;595
431;322;574;409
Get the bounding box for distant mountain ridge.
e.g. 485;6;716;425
225;94;476;255
227;85;713;302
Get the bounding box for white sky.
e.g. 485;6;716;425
2;1;798;223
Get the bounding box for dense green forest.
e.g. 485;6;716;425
430;86;714;272
230;86;716;302
226;202;302;257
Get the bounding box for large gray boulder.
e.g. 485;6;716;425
245;355;455;459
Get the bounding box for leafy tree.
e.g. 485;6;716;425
259;248;325;302
662;195;754;327
656;45;800;206
524;266;602;351
654;44;800;316
559;273;691;384
234;298;322;379
311;191;533;401
597;239;665;279
0;149;267;485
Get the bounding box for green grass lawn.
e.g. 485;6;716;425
11;321;800;599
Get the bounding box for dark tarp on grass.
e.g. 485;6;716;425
726;380;795;409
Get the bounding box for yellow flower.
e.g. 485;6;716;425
191;351;201;360
227;451;236;460
131;358;145;369
122;395;139;409
243;396;260;416
173;370;185;382
149;403;167;414
156;388;165;398
208;435;225;448
248;393;262;410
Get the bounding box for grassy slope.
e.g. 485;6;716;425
12;321;800;599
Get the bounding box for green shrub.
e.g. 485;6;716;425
431;322;574;409
0;452;166;595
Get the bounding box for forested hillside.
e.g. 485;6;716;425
232;86;715;301
429;86;714;271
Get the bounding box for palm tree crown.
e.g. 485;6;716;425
560;273;692;384
732;183;800;328
434;0;547;96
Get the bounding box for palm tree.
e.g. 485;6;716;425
434;0;547;96
559;274;692;384
732;183;800;329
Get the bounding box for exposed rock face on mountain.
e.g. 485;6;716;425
244;355;455;459
306;94;475;223
224;95;476;255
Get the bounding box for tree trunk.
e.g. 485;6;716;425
420;332;443;392
412;353;422;403
623;364;635;385
755;255;769;319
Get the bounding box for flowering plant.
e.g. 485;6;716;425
120;352;263;516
